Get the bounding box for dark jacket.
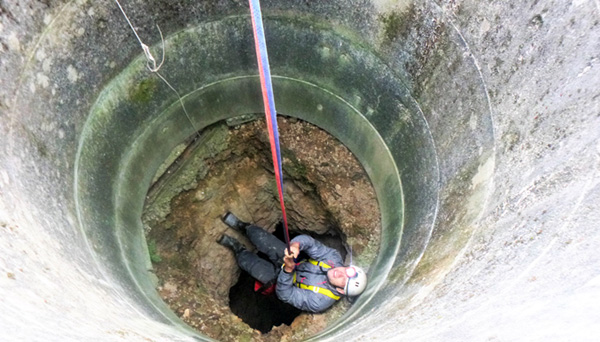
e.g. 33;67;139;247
276;235;344;312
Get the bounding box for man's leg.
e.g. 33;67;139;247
219;234;278;284
245;225;286;266
221;213;286;264
236;250;278;285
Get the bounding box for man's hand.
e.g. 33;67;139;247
283;242;300;273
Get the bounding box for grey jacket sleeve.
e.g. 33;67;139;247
276;270;337;313
291;235;343;265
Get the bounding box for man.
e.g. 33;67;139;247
218;212;367;313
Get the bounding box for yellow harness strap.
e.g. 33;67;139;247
307;259;332;269
292;259;340;301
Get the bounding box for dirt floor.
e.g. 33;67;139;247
142;117;381;342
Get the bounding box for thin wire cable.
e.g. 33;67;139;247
114;0;144;47
154;71;197;137
114;0;163;71
113;0;197;136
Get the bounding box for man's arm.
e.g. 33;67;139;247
291;235;343;264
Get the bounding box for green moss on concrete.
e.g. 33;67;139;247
380;5;415;42
147;239;162;263
129;78;158;104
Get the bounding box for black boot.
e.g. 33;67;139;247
218;234;245;254
221;211;248;234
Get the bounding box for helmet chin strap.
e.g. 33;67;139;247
344;244;354;295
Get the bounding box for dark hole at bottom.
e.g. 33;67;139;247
228;222;301;333
228;222;346;333
229;270;301;333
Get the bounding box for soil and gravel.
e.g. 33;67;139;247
142;116;381;342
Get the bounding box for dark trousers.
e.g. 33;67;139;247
236;225;286;284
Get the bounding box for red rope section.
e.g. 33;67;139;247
249;0;291;250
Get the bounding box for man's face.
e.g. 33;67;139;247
327;266;353;292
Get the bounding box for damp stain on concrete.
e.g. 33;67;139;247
129;78;158;104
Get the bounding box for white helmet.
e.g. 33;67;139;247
344;266;367;297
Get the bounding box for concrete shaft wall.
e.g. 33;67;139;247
1;0;599;341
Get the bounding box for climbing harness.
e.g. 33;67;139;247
255;259;334;297
293;277;340;300
249;0;292;251
113;0;197;135
306;259;333;270
291;259;341;301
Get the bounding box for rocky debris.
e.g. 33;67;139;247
143;117;381;342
